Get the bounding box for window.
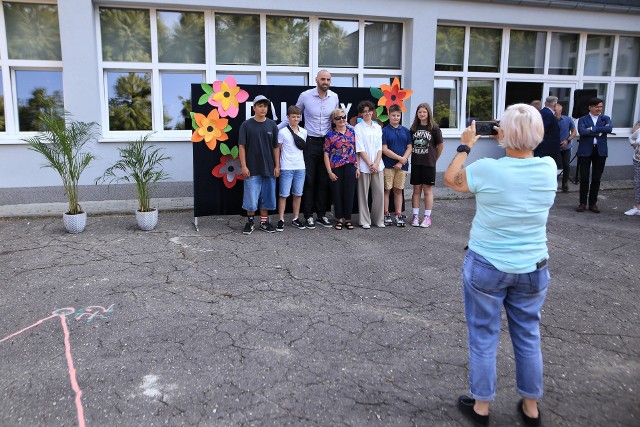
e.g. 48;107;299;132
435;24;640;131
549;33;579;75
508;30;545;74
157;11;205;64
161;72;204;130
435;26;464;71
97;9;403;137
616;36;640;77
584;34;613;76
364;22;402;69
468;28;501;72
319;19;359;68
215;14;260;65
433;79;458;129
612;84;637;127
1;2;63;135
267;16;309;66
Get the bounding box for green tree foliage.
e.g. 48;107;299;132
435;26;464;71
319;20;358;67
158;12;205;64
165;96;191;130
467;84;494;121
109;73;152;131
215;14;260;65
100;8;151;62
0;96;5;131
18;88;64;132
266;16;309;66
4;2;61;60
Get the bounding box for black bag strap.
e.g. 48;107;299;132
287;125;307;150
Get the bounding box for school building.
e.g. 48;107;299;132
0;0;638;202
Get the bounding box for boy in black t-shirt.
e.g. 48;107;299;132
238;95;280;234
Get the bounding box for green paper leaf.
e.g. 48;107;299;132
201;83;213;94
370;87;383;98
220;143;231;156
190;112;198;130
231;146;239;158
223;125;232;132
378;115;389;122
198;92;210;105
376;106;384;116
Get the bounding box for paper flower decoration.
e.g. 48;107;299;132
191;109;230;151
198;77;249;118
369;77;413;122
212;143;243;188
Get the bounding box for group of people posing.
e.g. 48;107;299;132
237;70;442;234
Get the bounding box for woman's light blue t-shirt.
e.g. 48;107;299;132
466;156;557;273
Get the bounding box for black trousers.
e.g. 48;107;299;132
578;147;606;206
302;136;330;219
330;163;357;220
559;149;571;186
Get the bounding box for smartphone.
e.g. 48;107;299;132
475;121;499;136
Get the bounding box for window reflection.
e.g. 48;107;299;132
466;80;494;122
107;71;152;131
364;22;402;69
157;11;205;64
434;79;458;129
100;8;151;62
4;2;61;60
585;35;613;76
0;77;5;132
215;14;259;65
469;28;501;72
266;73;307;86
612;84;637;127
162;72;203;130
319;19;358;68
16;70;64;132
267;16;309;66
549;32;578;75
616;36;640;77
436;26;464;72
216;73;259;85
508;30;546;74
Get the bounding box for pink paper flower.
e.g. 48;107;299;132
208;76;249;118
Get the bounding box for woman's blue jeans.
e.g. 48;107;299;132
462;249;550;401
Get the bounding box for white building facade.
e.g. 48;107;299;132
0;0;638;199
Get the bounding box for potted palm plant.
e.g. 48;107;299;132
24;112;99;234
96;133;171;231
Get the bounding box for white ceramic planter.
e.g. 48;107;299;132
136;208;158;231
62;211;87;234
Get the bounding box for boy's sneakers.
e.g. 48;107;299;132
411;214;420;227
276;220;285;232
291;218;306;229
624;207;640;216
306;217;316;229
420;215;431;228
259;221;276;233
242;221;254;235
317;216;332;227
384;212;393;226
395;214;405;227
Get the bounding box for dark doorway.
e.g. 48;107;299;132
505;82;543;108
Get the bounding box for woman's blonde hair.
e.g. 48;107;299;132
499;103;544;151
332;108;346;120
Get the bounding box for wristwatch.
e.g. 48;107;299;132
456;144;471;154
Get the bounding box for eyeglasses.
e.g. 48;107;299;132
334;115;346;121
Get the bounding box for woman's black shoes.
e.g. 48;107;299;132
518;399;542;427
457;395;489;426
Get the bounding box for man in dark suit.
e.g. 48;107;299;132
576;98;613;213
533;96;561;167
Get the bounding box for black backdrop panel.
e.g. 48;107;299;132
192;84;373;217
572;89;598;119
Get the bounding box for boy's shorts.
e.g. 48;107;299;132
279;169;305;197
242;175;276;212
410;165;436;186
384;168;408;191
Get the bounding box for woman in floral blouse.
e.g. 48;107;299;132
324;108;359;230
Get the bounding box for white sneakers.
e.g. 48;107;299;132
624;207;640;216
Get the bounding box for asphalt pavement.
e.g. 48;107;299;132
0;185;638;426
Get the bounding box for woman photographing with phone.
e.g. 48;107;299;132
444;103;557;427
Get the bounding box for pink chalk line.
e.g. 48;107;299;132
60;314;86;427
0;314;57;344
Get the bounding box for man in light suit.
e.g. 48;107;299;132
533;96;561;167
576;98;613;213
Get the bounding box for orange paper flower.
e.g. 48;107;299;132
378;77;413;112
191;109;229;151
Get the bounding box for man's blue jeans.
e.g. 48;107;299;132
462;249;550;401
